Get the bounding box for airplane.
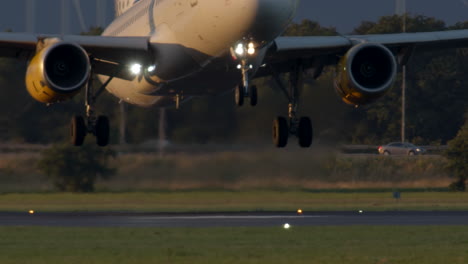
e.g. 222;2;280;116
1;0;467;148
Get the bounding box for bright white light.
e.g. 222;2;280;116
359;210;363;214
247;42;255;55
235;43;244;56
249;64;253;69
283;223;291;229
147;65;156;72
130;63;142;75
237;64;242;69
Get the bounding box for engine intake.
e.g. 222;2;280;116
334;43;397;106
26;41;91;103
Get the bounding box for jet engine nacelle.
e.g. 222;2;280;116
334;43;397;106
26;41;91;104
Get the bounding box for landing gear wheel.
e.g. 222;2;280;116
298;117;313;148
96;115;110;147
71;116;87;146
273;117;289;148
250;85;258;106
235;84;244;106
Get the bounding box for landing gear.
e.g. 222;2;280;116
235;84;258;107
271;62;313;148
250;85;258;106
71;73;113;147
273;117;288;148
298;117;313;148
235;84;244;106
70;116;86;146
232;40;258;107
95;115;110;147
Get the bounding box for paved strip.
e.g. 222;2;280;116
0;211;467;227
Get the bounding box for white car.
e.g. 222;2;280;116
378;142;427;156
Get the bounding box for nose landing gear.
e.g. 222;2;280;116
232;41;258;107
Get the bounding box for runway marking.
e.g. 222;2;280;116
135;215;330;220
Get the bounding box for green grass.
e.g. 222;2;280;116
1;191;468;212
1;226;468;263
0;151;452;192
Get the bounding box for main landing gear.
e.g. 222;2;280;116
71;74;113;147
271;63;313;148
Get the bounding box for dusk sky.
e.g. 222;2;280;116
0;0;467;34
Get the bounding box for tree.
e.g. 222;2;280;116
445;117;468;191
37;143;116;192
348;15;468;144
283;20;337;36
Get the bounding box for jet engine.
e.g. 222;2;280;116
26;41;91;104
334;43;397;106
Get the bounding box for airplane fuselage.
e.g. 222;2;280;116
101;0;299;107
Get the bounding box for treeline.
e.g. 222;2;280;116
0;15;466;145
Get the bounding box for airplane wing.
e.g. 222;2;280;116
263;29;468;75
0;32;151;80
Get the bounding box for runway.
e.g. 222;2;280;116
1;211;468;227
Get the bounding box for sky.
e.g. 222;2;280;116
0;0;467;34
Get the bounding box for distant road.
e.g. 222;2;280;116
1;211;467;227
0;143;447;156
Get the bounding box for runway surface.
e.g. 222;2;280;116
1;211;468;227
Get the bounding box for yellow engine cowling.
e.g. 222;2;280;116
334;43;397;106
26;41;91;104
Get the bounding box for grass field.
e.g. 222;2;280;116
1;226;467;263
0;150;465;263
1;191;468;212
0;150;452;192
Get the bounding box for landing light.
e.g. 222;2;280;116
235;43;244;56
147;65;156;72
247;42;255;55
130;63;142;75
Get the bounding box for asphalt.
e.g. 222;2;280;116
1;211;468;227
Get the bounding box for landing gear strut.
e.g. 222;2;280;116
70;74;112;147
271;62;313;148
233;41;258;107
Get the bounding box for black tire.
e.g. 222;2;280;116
70;116;87;146
250;85;258;106
96;115;110;147
235;84;244;106
298;117;313;148
273;117;288;148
